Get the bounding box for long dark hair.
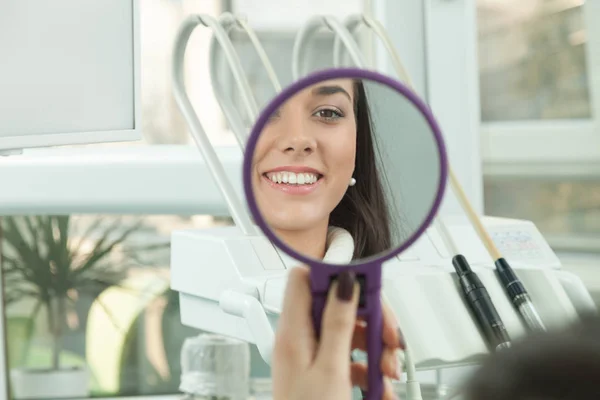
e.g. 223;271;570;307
328;80;392;260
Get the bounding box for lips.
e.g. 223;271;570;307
265;171;321;185
262;166;324;186
261;166;324;195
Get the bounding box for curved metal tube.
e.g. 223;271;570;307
292;15;367;80
222;14;281;92
335;14;413;85
209;13;282;148
188;14;258;148
172;15;255;235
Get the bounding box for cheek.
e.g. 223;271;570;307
320;126;356;207
330;126;356;176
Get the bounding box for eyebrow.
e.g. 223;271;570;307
311;85;352;102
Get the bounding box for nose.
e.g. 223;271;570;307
276;115;316;156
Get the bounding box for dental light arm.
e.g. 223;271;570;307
172;14;256;235
180;14;258;149
333;14;411;82
220;14;282;92
292;15;367;79
209;13;282;147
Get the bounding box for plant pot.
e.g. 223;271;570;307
10;366;89;399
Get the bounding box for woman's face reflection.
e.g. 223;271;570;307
252;78;357;235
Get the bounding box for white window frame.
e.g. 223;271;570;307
481;1;600;173
0;0;142;153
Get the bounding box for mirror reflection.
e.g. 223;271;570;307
249;76;443;265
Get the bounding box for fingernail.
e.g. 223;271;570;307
336;270;355;302
397;327;406;349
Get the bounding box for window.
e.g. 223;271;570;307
0;214;271;399
72;0;232;149
483;177;600;251
477;1;600;252
478;0;590;122
478;0;600;162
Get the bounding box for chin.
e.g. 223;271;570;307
265;212;324;233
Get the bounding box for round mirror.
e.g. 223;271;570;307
243;68;448;267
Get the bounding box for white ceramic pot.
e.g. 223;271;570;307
10;366;89;399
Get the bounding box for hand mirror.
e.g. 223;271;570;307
243;68;448;399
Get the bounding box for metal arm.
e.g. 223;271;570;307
209;13;282;149
172;14;256;235
183;14;259;149
292;15;367;80
217;13;281;92
334;15;412;84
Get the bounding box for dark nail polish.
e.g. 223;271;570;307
397;327;406;349
336;270;355;302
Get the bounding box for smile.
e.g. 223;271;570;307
261;169;324;195
264;171;322;185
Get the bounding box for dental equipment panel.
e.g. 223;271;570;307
172;214;595;371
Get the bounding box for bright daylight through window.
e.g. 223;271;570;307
477;0;600;252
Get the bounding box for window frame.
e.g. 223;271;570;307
0;0;142;153
0;146;241;216
480;1;600;172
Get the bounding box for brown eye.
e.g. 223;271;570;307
313;108;343;121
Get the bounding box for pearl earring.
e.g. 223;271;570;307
349;177;356;187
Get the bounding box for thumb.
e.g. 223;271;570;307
314;270;360;372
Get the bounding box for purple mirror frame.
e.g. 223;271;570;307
242;67;449;270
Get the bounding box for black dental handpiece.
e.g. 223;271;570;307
453;254;511;351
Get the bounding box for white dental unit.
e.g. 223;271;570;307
171;214;597;370
169;9;598;385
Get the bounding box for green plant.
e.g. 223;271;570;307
0;215;165;371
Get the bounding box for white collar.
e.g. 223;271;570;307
274;226;354;267
323;226;354;265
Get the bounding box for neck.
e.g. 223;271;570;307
275;220;329;260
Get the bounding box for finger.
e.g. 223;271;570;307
353;300;404;353
274;266;315;367
384;377;397;400
380;348;401;380
349;348;400;380
351;320;367;350
314;270;359;372
351;363;397;399
350;362;368;389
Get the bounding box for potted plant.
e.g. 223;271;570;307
1;215;152;399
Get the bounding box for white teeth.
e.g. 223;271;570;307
266;171;320;185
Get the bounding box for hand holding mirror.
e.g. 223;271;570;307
243;68;448;399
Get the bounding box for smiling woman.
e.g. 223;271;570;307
251;77;395;263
